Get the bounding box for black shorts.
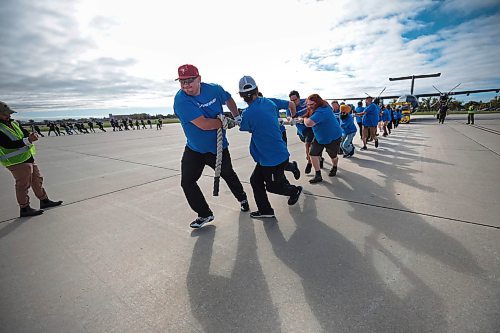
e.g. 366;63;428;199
298;127;314;143
310;137;342;158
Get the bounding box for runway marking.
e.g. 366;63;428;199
448;123;500;158
308;192;500;230
49;148;182;171
0;175;179;224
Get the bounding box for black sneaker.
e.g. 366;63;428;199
305;163;312;174
375;140;379;148
329;166;337;177
320;157;324;169
291;161;300;180
309;175;323;184
190;215;215;228
250;211;275;218
40;199;63;209
361;146;367;151
288;186;303;205
20;206;44;217
240;199;250;212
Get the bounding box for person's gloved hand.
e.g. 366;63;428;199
224;117;237;129
219;114;237;130
234;115;242;126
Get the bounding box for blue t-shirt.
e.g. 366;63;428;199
340;113;357;136
239;97;290;166
309;105;343;144
362;103;380;127
354;106;364;123
174;83;230;154
332;108;341;124
267;97;289;133
288;98;308;137
382;108;392;121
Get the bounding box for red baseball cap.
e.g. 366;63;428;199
176;64;199;80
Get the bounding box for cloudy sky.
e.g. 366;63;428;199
1;0;499;118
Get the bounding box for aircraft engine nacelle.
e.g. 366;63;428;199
396;95;419;113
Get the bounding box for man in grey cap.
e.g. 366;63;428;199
0;101;63;217
237;76;302;218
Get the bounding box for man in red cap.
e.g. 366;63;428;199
173;64;248;229
0;101;63;217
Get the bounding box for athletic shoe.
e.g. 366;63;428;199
288;186;303;205
329;166;337;177
309;175;323;184
375;140;379;148
250;211;275;219
348;148;355;157
305;163;312;174
320;157;324;169
240;199;250;212
190;215;215;229
361;146;367;151
291;161;301;180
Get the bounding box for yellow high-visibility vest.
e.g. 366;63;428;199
0;121;36;167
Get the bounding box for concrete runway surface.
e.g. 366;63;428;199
1;114;499;332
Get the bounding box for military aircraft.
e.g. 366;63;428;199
330;73;500;123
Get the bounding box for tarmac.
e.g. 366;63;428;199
1;114;499;332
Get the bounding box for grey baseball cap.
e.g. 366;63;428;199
0;101;17;115
238;76;257;93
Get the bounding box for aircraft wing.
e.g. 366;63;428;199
328;94;401;101
416;88;500;98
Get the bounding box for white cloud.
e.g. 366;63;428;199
1;0;499;114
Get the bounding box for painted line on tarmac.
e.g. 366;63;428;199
448;124;500;158
307;192;500;230
50;148;182;171
0;174;180;224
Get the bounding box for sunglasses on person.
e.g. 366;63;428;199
179;76;198;85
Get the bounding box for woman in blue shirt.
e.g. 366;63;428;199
299;94;343;184
339;104;357;157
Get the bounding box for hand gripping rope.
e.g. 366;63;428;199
213;114;224;196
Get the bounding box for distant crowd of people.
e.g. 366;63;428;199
109;118;164;131
25;118;165;136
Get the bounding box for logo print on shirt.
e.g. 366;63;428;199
198;98;217;108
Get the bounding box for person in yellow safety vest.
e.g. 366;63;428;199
0;101;63;217
467;105;475;125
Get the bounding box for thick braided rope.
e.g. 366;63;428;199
213;117;224;196
215;127;223;177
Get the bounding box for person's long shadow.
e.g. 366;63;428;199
264;194;446;332
187;215;281;332
330;169;484;275
0;218;30;240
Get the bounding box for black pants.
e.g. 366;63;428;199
181;146;247;218
467;113;475;124
250;159;298;214
439;112;446;123
357;122;363;138
280;130;295;172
